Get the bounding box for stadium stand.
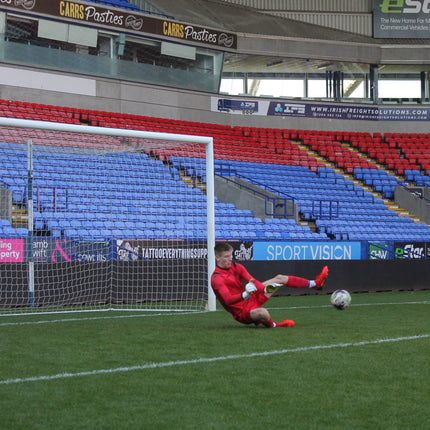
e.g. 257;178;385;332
0;0;428;313
1;100;430;242
87;0;139;11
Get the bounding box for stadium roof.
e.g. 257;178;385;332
151;0;430;46
149;0;430;73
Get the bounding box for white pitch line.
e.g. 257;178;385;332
1;334;428;386
0;311;206;327
268;300;430;311
1;300;429;327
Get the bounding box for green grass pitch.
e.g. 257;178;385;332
1;290;429;430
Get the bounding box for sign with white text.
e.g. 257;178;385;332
211;97;430;121
373;0;430;38
0;0;237;49
252;242;362;260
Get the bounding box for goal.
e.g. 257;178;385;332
0;117;216;315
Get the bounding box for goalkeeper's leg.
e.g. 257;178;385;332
250;308;294;328
263;266;329;295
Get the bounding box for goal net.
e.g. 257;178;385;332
0;117;215;315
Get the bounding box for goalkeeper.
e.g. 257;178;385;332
211;242;328;328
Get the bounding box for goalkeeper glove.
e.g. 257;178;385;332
242;282;257;300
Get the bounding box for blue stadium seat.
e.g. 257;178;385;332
15;227;28;237
1;135;430;243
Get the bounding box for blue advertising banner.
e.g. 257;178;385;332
268;101;430;121
32;238;110;262
211;97;430;121
267;102;306;117
252;241;362;260
217;99;258;114
11;238;430;262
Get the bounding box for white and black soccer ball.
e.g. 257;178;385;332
330;289;351;310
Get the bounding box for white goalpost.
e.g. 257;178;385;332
0;117;216;315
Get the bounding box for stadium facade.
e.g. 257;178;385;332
0;0;429;133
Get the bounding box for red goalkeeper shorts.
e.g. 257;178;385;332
233;289;269;325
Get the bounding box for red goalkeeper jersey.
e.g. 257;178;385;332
211;262;266;317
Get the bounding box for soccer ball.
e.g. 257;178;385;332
330;289;351;310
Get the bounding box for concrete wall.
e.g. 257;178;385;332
0;187;12;222
243;259;430;295
0;259;428;308
2;65;430;135
395;186;430;224
215;176;298;220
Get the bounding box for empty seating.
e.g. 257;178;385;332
0;99;429;242
79;0;139;11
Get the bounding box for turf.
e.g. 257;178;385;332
1;290;429;430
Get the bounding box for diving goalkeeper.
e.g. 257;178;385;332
211;242;328;328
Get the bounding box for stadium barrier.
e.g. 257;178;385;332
0;238;428;309
245;259;430;295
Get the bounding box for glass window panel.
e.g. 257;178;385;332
220;78;244;95
251;79;303;98
308;79;327;98
379;80;420;98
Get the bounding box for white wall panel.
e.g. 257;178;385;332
38;20;97;47
68;25;98;48
161;42;196;60
266;12;373;37
38;20;68;42
0;66;96;96
220;0;371;13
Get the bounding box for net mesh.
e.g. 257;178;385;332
0;123;210;314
